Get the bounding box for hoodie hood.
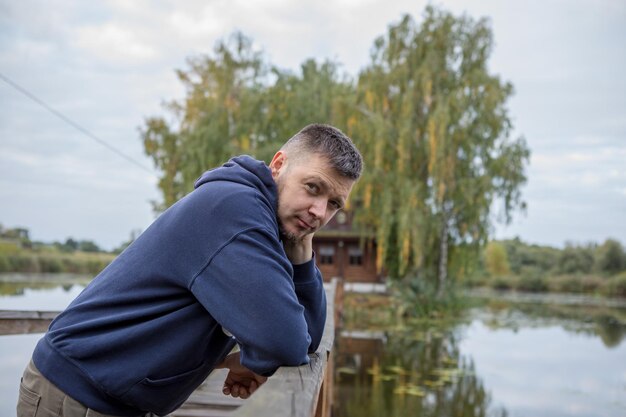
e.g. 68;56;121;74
194;155;278;212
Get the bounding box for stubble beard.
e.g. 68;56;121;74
277;215;303;243
276;177;301;243
276;207;307;244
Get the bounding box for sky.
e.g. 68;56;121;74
0;0;625;250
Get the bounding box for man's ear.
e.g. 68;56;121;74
269;151;287;179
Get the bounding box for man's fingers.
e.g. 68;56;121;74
221;368;265;399
232;383;241;398
227;382;257;399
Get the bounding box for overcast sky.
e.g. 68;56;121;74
1;0;625;250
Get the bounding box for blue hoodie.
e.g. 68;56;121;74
32;156;327;416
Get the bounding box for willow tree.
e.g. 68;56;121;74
141;33;352;211
349;7;530;297
259;58;356;157
141;32;270;211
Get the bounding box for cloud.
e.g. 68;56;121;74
167;7;225;40
532;145;625;176
73;23;159;64
1;0;625;249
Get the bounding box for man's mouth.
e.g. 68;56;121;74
297;217;314;230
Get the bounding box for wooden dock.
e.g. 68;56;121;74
0;310;58;334
1;278;340;417
171;278;338;417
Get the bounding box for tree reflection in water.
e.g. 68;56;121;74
334;320;509;417
334;295;626;417
476;301;626;349
0;277;90;297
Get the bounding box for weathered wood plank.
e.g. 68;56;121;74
0;310;59;319
170;409;237;417
227;279;337;417
170;279;338;417
227;353;329;417
183;370;246;408
0;310;59;335
1;278;339;417
0;319;51;335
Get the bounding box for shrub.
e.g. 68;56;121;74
516;275;548;292
38;256;64;273
60;257;83;273
519;265;545;280
86;259;108;274
490;276;516;290
601;272;626;298
0;247;114;273
462;273;489;288
0;254;10;272
595;239;626;275
8;253;40;273
484;242;511;276
548;275;583;293
389;277;466;318
580;275;603;293
0;241;21;254
558;245;594;274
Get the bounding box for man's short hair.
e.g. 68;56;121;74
281;124;363;180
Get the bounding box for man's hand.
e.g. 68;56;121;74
283;233;314;265
216;352;267;399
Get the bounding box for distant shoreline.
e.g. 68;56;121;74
0;272;93;284
465;287;626;308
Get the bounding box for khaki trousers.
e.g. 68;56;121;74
17;360;154;417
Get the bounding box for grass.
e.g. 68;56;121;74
465;271;626;298
0;247;115;275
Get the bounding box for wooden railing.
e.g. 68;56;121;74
228;277;339;417
0;278;341;417
174;278;340;417
0;310;58;334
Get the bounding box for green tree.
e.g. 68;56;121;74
263;59;355;158
502;239;560;275
141;33;352;212
349;7;529;298
484;241;510;277
78;240;101;253
558;243;594;274
59;238;78;253
140;7;530;307
141;32;270;211
0;225;31;247
595;239;626;275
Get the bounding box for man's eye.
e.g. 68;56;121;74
330;201;341;210
306;183;319;193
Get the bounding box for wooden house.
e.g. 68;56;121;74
312;211;383;283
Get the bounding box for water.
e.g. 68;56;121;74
0;276;86;414
1;277;625;417
461;320;624;416
334;300;626;417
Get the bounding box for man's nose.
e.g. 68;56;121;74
309;198;326;220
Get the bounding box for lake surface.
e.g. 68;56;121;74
0;276;86;414
1;276;625;417
334;298;626;417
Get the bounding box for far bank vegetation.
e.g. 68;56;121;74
467;238;626;298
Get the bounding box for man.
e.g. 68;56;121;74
17;124;363;417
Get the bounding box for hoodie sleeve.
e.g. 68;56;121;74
291;255;327;353
189;227;324;376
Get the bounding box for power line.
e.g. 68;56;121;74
0;71;155;175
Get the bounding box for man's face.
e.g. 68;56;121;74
270;151;354;242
